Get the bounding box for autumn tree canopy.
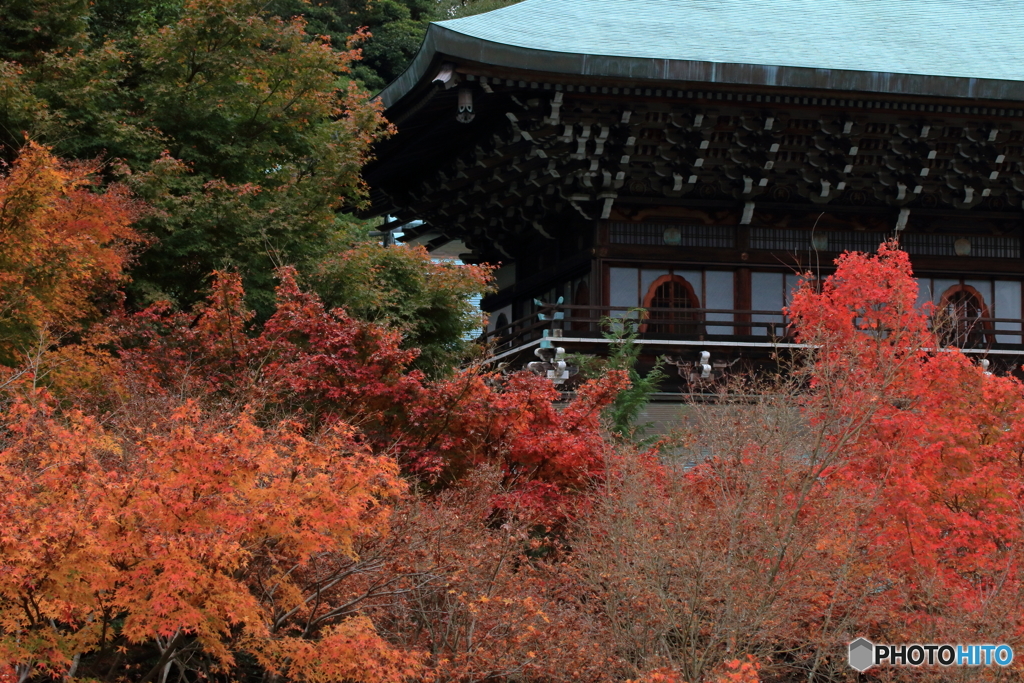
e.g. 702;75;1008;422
3;1;1024;680
4;206;1024;681
0;0;388;313
0;0;497;369
0;143;141;363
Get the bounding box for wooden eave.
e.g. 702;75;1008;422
366;58;1024;266
378;22;1024;111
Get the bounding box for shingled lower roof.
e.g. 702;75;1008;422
378;0;1024;107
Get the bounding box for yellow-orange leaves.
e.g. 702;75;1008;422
0;143;142;362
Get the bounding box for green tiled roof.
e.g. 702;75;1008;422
379;0;1024;107
440;0;1023;82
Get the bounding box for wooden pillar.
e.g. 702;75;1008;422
735;267;751;335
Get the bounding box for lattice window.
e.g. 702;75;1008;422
642;275;703;335
749;230;1021;259
609;223;736;248
610;223;662;245
749;228;808;251
901;234;1020;258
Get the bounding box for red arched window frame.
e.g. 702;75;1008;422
640;274;702;334
937;283;994;347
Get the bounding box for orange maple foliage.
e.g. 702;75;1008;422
1;267;626;681
0;143;142;363
0;389;419;681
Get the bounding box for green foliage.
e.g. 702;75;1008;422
85;0;186;43
124;0;385;313
27;45;153;163
0;0;90;63
0;0;389;316
0;62;56;153
266;0;525;91
311;240;493;377
567;311;666;443
356;9;429;90
265;0;434;91
437;0;525;20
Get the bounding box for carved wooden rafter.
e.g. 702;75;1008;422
380;83;1024;260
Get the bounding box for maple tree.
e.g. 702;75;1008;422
124;0;389;312
312;240;494;377
1;0;390;313
575;385;876;682
0;387;419;681
103;268;626;517
574;243;1024;682
0;142;141;364
0;264;628;681
787;243;1024;657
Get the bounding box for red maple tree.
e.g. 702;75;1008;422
1;259;625;680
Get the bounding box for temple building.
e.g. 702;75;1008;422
363;0;1024;386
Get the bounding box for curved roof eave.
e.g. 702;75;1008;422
378;23;1024;111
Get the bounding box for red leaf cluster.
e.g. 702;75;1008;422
789;243;1024;621
106;268;626;519
0;261;626;679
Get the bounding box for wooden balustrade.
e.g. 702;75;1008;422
479;304;1024;353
